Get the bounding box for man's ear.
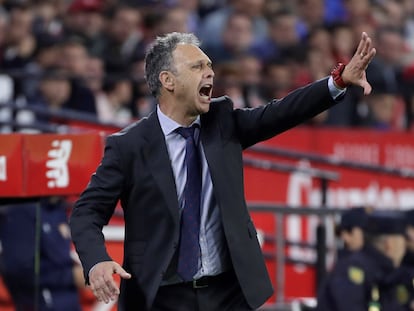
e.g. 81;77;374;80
159;71;174;92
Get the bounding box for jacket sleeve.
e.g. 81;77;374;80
69;135;125;281
232;78;338;149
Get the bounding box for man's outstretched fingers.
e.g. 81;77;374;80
114;266;132;279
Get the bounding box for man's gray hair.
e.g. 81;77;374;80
144;32;200;98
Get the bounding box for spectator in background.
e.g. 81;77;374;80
57;38;97;115
252;9;303;63
236;53;266;108
2;4;36;98
400;0;414;50
361;27;409;130
262;58;296;99
295;0;327;39
357;81;405;130
0;197;85;311
0;8;8;64
197;0;268;47
305;24;361;127
31;0;64;49
165;0;201;34
158;6;192;34
212;61;246;108
16;66;72;131
17;65;103;131
129;53;157;119
2;4;35;71
101;5;144;74
305;26;335;79
84;55;105;95
95;74;134;126
343;0;375;26
366;26;409;98
202;11;255;65
63;0;106;58
330;22;356;64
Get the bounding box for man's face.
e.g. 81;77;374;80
386;234;406;266
170;44;214;117
406;225;414;252
341;227;364;251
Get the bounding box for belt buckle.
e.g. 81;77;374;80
192;278;208;289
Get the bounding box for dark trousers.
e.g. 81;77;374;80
151;270;253;311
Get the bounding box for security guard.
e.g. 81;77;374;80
403;209;414;266
335;206;370;259
401;209;414;310
316;210;414;311
0;198;83;311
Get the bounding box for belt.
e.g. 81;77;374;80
182;271;233;289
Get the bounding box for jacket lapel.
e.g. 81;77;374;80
200;114;226;202
143;112;180;226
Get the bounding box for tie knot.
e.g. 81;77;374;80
176;124;198;139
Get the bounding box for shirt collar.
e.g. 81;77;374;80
157;105;201;137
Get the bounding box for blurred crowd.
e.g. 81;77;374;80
0;0;414;131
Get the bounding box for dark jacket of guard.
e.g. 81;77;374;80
0;200;81;311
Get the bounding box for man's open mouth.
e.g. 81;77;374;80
199;84;212;99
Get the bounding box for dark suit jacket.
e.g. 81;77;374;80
70;78;338;310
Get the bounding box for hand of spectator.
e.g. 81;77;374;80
89;261;131;304
342;32;376;95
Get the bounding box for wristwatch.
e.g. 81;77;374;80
331;63;349;89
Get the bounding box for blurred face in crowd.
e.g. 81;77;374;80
307;27;332;56
85;56;104;93
233;0;265;18
0;12;7;47
35;44;61;69
59;42;89;77
222;13;253;53
160;7;190;34
109;7;142;43
265;62;294;97
40;78;71;109
66;10;105;37
332;25;355;58
33;1;58;25
376;30;406;65
238;54;262;85
269;12;299;47
307;48;334;80
298;0;325;28
112;79;133;107
344;0;371;20
366;93;398;126
175;0;199;11
6;7;33;45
